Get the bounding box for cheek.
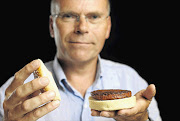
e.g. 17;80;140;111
92;27;107;49
56;22;68;42
53;21;71;56
55;21;72;46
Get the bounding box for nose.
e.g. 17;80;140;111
74;16;89;34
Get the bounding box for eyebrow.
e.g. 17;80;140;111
59;11;78;15
86;12;104;16
60;10;105;16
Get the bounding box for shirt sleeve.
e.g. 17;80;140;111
0;92;4;121
133;69;162;121
0;77;14;120
148;97;162;121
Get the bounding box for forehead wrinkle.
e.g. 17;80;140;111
51;0;110;15
58;0;109;16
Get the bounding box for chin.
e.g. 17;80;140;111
57;49;99;64
69;52;98;64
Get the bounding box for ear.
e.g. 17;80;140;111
49;15;55;38
105;16;111;39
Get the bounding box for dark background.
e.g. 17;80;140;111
1;0;176;120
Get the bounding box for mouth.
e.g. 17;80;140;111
68;41;94;45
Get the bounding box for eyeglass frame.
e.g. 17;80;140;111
51;12;109;24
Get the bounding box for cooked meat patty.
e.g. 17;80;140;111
91;89;131;100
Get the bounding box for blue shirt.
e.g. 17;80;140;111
0;56;162;121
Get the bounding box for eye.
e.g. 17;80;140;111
92;15;98;19
62;14;74;18
60;13;77;22
89;14;100;20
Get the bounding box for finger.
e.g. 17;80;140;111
6;77;49;108
117;96;148;116
117;85;156;117
22;100;60;121
143;84;156;101
100;111;116;118
30;90;42;98
117;107;138;117
5;59;40;97
115;111;146;121
9;91;56;120
91;109;100;116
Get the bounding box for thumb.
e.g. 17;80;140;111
143;84;156;101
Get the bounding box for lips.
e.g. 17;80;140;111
69;41;92;44
68;35;95;45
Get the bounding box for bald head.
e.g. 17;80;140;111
50;0;111;15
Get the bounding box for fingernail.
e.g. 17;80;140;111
47;91;55;99
31;60;39;68
40;77;49;86
52;100;60;107
100;112;110;117
117;112;125;116
104;113;110;117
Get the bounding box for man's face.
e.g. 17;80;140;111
50;0;111;63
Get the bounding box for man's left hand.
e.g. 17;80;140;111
91;84;156;121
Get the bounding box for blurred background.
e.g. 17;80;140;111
1;0;176;120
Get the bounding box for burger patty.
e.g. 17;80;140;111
91;89;131;100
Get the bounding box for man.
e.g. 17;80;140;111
0;0;161;120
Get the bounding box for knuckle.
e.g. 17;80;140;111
14;72;24;83
39;91;55;103
38;93;47;104
30;78;40;91
3;101;8;110
46;103;52;111
15;87;23;98
5;89;9;97
33;109;41;119
14;72;20;80
21;100;30;112
7;111;13;120
47;102;55;111
29;80;36;91
5;89;11;99
24;64;32;73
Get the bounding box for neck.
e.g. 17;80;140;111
58;57;98;97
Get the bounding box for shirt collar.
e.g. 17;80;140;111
52;55;103;91
95;55;103;80
53;56;67;82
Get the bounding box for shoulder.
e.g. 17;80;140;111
101;58;137;75
100;58;148;94
0;76;14;117
44;60;54;72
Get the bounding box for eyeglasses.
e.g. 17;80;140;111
51;12;109;24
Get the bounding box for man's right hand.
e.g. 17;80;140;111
3;60;60;121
